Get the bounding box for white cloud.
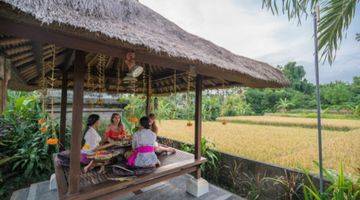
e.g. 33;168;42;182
140;0;360;83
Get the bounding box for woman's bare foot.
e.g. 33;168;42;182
168;147;176;154
83;160;94;173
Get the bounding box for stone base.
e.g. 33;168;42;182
186;175;209;197
49;173;57;191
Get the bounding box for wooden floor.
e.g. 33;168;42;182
58;149;206;199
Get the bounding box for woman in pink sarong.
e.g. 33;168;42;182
127;117;160;168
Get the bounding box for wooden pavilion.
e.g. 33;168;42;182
0;0;288;199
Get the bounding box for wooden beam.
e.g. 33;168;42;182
0;37;29;46
59;67;68;152
53;154;68;198
194;74;202;179
68;50;86;195
145;65;151;116
31;42;43;77
63;50;75;71
0;57;11;113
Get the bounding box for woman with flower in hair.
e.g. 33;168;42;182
81;114;101;172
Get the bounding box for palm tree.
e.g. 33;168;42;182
277;98;294;112
262;0;359;64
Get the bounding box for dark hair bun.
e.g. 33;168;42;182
140;116;150;129
87;114;100;127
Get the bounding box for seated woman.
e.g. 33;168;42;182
127;117;160;168
81;114;102;172
104;113;127;142
149;113;175;155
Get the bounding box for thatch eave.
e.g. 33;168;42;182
0;0;289;94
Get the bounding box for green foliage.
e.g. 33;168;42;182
0;91;59;199
280;62;314;94
277;98;294;112
266;172;304;200
179;137;220;180
221;94;254;116
244;62;360;116
239;172;271;200
118;90;253;121
303;163;360;200
321;82;353;106
245;88;288;114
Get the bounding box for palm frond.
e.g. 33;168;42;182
318;0;358;64
262;0;317;22
356;33;360;41
261;0;358;65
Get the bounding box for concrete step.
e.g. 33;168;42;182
10;175;245;200
10;188;29;200
10;181;57;200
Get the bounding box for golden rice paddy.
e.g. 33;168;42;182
157;119;360;174
217;116;360;131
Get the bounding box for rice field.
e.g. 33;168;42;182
157;119;360;174
217;116;360;131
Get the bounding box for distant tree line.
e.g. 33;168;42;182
244;62;360;115
122;61;360;120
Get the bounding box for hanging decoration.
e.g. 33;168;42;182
221;83;227;125
40;49;47;112
141;69;146;99
96;54;106;105
173;70;177;94
38;44;58;145
123;51;143;83
116;59;124;94
49;45;57;136
38;50;47;134
128;70;139;126
172;70;177;113
87;63;95;109
186;71;193;127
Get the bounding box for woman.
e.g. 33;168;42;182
104;113;127;142
148;113;158;134
81;114;102;172
148;113;175;155
127;117;159;168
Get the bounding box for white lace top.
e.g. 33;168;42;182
132;128;159;167
83;127;101;153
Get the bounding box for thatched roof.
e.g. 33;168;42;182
0;0;288;94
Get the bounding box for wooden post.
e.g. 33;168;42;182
68;50;86;195
145;66;151;116
59;68;68;152
194;74;202;179
0;57;10;114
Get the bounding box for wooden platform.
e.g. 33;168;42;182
55;148;206;200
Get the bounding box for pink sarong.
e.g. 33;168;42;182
127;146;155;167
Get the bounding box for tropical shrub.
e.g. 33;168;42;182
303;163;360;200
179;137;220;181
0;91;59;199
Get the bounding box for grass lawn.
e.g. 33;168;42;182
157;119;360;174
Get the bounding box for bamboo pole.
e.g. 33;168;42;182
313;5;324;193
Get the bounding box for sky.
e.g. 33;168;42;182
140;0;360;84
